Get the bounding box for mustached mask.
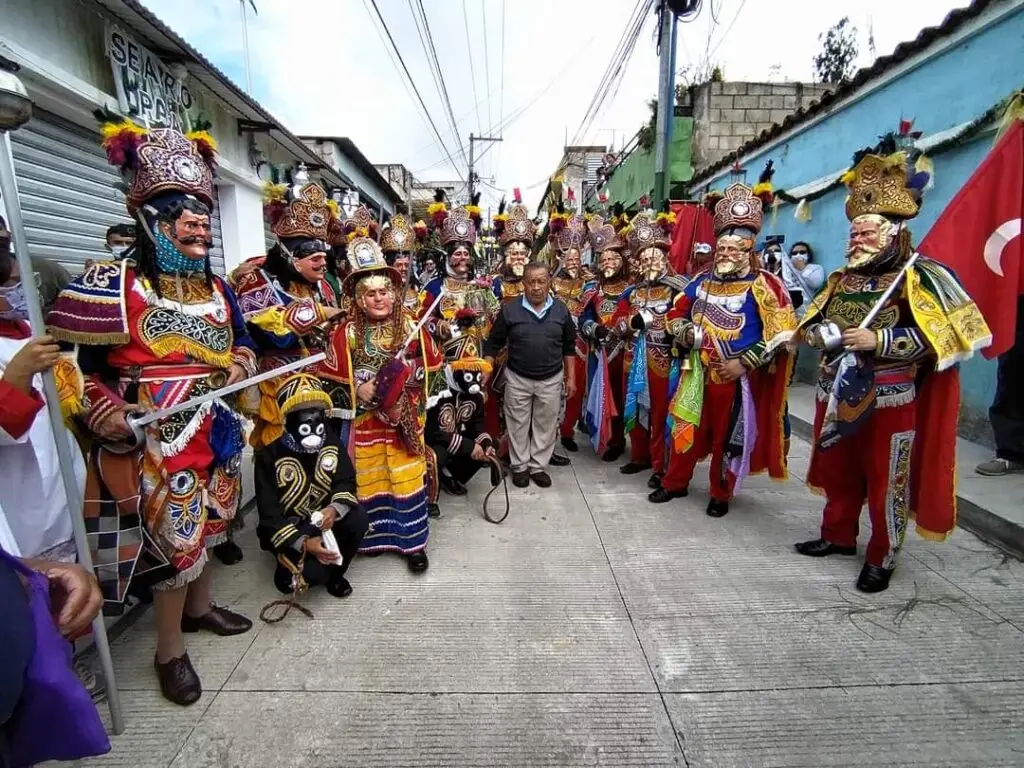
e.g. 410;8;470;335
285;407;327;452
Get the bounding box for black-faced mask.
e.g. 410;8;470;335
285;407;327;452
456;370;484;396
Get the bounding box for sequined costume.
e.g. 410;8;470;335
611;213;689;479
797;137;991;590
580;216;633;457
233;182;344;449
318;238;445;561
47;126;257;603
663;183;797;510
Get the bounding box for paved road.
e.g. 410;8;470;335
82;436;1024;767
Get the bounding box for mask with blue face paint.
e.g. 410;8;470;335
155;230;206;275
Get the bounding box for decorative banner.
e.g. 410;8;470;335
105;24;193;130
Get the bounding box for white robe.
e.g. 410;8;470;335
0;336;86;558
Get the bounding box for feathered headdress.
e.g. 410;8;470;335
841;127;932;221
492;197;508;238
548;201;570;234
751;159;775;208
654;199;677;235
466;191;482;227
428;188;449;229
94;108;217;212
610;202;630;233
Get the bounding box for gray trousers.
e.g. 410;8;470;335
503;368;564;474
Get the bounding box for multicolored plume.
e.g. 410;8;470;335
428;188;448;228
492;197;508;238
467;191;482;226
752;159;775;207
655;199;677;234
94;108;148;171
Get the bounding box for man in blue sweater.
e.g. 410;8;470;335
485;263;578;488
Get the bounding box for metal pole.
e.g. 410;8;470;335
468;133;476;199
653;4;677;205
239;0;253;95
0;132;124;734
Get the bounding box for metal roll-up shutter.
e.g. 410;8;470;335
208;187;225;276
264;218;275;252
9;109;131;277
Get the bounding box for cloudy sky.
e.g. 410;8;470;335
141;0;966;211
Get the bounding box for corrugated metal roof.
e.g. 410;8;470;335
689;0;1000;187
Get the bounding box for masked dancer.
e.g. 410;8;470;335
47;120;257;705
380;211;428;318
795;136;990;592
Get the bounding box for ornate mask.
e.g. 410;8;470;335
356;276;396;319
504;242;530;277
599;249;624;279
846;214;896;270
638;246;667;282
561;248;582;279
284;407;326;452
714;233;753;279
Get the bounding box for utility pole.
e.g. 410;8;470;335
468;133;502;198
652;2;678;206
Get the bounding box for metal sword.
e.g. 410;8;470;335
128;352;327;430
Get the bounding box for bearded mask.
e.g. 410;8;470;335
561;248;582;279
504;242;530;278
285;407;327;452
638;247;667;282
598;249;624;280
846;214;901;271
714;234;754;279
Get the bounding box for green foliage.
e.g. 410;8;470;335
813;16;859;85
637;98;658;152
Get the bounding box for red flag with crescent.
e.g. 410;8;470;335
918;120;1024;357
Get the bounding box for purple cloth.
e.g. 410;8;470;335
727;376;758;494
0;548;110;767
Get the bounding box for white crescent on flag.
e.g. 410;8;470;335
983;218;1022;277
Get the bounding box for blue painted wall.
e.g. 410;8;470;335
699;4;1024;442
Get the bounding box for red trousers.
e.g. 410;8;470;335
662;380;737;501
627;368;671;473
607;354;626;451
560;356;587;439
809;399;916;568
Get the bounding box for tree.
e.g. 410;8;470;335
813;16;859;85
637;98;658;152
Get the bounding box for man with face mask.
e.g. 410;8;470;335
47;122;257;705
580;216;633;461
549;213;590;453
255;373;368;598
318;237;445;573
0;214;71;315
104;223;136;257
611;212;689;487
231;178;346;452
379;211;428;317
795;137;991;593
661;183;798;514
688;241;714;277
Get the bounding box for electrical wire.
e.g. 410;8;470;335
406;0;461;164
461;0;484;135
415;0;469;166
481;0;493;131
706;0;747;62
363;0;463;176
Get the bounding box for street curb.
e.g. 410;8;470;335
789;412;1024;562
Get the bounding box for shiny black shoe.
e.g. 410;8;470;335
512;471;530;488
647;472;664;490
181;605;253;636
706;499;729;518
549;453;571;467
602;445;624;462
531;471;553;488
648;487;687;504
794;538;857;558
407;552;429;573
427;502;442;518
155;653;202;707
325;571;353;598
561;436;579;452
856;564;893;593
440;473;467;496
273;564;294;596
620;461;652;475
212;539;244;566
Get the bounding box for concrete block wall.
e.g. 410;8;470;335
690;81;832;172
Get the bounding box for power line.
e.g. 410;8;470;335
496;0;507;186
414;0;469;165
461;0;484;135
363;0;463;176
706;0;747;62
481;0;493;131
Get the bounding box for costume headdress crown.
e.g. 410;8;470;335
263;177;339;242
96;110;217;213
712;183;764;237
552;213;588;252
276;373;332;417
450;357;493;375
341;204;380;243
625;212;671;255
499;203;535;247
379;213;422;254
439;206;478;247
841;133;931;221
342;236;402;296
587;215;627;253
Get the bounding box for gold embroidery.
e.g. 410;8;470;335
751;274;797;350
827;297;899;331
157;274;215;304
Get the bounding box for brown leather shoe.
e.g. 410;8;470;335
154;653;202;706
181;605;253;636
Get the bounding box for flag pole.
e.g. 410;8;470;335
0;131;125;734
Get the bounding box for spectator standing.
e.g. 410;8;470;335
485;262;578;489
0;214;71;314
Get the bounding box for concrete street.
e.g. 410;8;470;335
80;435;1024;767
